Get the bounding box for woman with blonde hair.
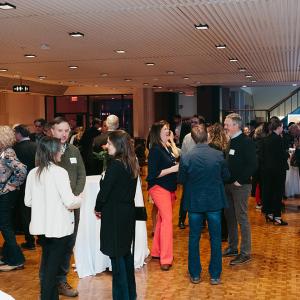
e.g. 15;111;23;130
0;126;27;272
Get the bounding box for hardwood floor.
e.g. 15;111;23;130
1;182;300;300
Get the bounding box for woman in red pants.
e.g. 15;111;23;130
147;120;179;271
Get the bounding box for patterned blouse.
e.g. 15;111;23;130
0;147;27;195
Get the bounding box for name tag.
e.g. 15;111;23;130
229;149;235;155
70;157;77;164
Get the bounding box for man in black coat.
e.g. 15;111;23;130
79;118;101;175
260;118;289;225
13;124;37;250
223;113;257;266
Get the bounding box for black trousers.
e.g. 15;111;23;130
110;252;137;300
18;186;35;245
39;235;72;300
178;194;187;224
0;190;25;266
262;172;285;217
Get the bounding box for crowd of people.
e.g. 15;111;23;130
0;111;297;299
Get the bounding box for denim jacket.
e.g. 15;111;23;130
0;148;27;195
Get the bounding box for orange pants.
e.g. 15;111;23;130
149;185;175;265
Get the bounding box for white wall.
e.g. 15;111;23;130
252;86;295;109
178;94;197;118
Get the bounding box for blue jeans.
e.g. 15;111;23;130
188;210;222;279
110;253;136;300
0;191;25;266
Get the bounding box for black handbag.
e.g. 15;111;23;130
135;206;147;221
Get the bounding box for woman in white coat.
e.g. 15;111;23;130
25;136;82;300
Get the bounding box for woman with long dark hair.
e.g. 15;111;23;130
25;137;82;300
147;120;179;271
95;130;139;300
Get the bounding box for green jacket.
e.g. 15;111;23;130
57;144;86;196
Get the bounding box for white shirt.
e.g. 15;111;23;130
25;163;82;238
181;133;196;156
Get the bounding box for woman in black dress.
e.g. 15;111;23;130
95;130;140;300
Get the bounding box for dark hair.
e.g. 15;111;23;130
51;116;69;126
191;124;207;144
14;124;30;137
34;118;46;127
197;115;206;125
269;118;282;132
92;118;102;127
108;130;139;178
35;136;61;179
149;120;169;147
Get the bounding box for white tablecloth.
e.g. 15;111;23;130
285;162;300;197
74;175;149;278
0;291;15;300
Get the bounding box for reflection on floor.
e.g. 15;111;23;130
1;182;300;300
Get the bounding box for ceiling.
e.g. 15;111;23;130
0;0;300;94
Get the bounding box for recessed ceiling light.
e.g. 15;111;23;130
251;80;257;83
229;58;238;62
24;54;36;58
292;83;297;87
245;74;253;78
38;75;47;80
216;44;226;49
69;32;84;37
242;85;247;88
166;71;175;75
68;65;78;69
153;78;159;81
143;83;149;86
101;73;108;77
157;86;163;89
0;2;16;9
179;91;184;94
239;68;246;72
0;68;8;72
40;43;50;50
115;50;126;54
124;78;132;82
194;24;209;30
145;62;155;66
183;77;190;80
